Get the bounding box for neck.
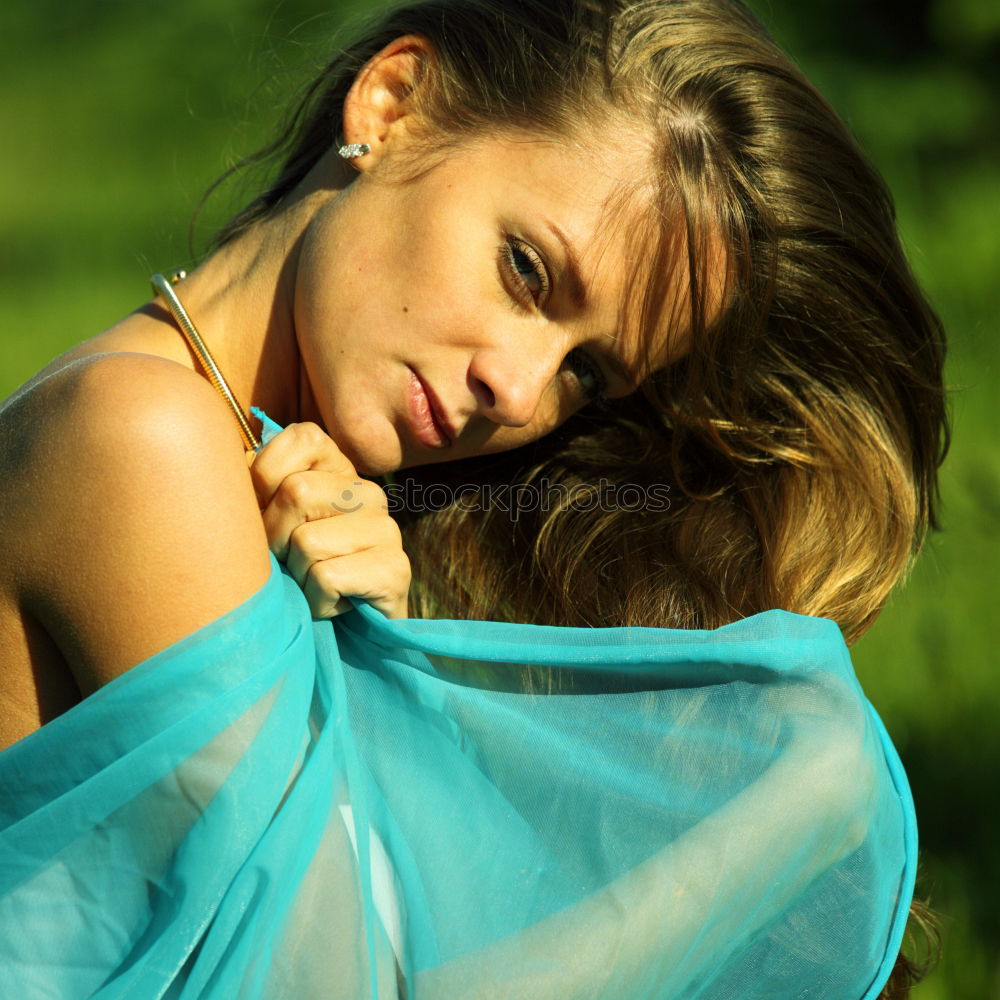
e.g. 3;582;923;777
148;152;351;429
165;206;305;430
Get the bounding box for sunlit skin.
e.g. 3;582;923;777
62;41;667;480
0;37;692;748
292;132;654;476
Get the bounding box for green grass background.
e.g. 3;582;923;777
1;0;997;994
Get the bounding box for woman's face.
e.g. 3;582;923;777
293;132;667;476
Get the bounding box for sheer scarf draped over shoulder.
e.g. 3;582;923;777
0;421;915;999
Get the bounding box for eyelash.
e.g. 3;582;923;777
565;348;608;402
500;236;608;402
501;237;549;308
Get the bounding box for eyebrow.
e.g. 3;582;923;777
545;220;641;392
604;343;641;392
545;220;588;311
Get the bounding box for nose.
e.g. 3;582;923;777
467;340;563;428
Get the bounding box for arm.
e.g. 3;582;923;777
2;352;272;698
248;419;411;622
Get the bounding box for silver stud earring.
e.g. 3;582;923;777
337;142;371;160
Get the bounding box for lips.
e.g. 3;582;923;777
407;367;454;449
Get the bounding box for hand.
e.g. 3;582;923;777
247;422;411;619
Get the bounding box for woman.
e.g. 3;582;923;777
0;0;945;997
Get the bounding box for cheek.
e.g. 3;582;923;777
483;390;579;453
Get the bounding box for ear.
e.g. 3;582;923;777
340;34;434;169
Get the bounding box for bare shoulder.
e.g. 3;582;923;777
0;352;271;696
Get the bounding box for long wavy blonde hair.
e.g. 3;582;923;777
215;1;947;990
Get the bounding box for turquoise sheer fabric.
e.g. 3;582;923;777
0;412;916;998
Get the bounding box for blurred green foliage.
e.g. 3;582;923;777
1;0;997;995
748;3;1000;995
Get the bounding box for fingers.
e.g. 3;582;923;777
287;513;411;620
249;422;357;510
301;546;411;621
249;422;388;562
247;422;410;620
260;469;389;563
284;509;404;594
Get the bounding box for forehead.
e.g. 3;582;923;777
478;130;647;230
466;131;674;372
478;131;728;377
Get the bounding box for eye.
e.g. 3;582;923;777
564;348;608;402
501;237;550;307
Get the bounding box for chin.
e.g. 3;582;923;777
349;442;404;479
358;461;394;478
322;419;398;479
350;454;390;478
